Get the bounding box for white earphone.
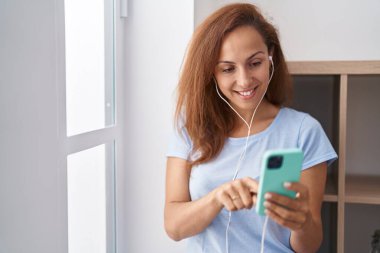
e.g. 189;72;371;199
268;55;274;83
215;55;274;253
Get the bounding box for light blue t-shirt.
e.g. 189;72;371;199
166;107;338;253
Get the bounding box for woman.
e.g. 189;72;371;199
165;3;337;253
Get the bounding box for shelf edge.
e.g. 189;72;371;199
287;61;380;75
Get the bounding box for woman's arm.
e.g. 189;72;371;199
263;162;327;253
164;157;222;241
164;157;259;241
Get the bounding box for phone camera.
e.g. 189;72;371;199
268;155;283;169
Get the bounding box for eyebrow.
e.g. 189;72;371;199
217;51;265;64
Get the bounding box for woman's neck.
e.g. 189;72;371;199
229;100;280;137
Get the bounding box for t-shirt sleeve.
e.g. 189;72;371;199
166;124;192;161
298;114;338;170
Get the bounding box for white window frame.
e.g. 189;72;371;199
55;0;127;252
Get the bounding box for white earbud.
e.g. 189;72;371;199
268;56;274;84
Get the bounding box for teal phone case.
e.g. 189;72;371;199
255;149;304;216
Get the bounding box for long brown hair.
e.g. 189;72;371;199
175;3;292;165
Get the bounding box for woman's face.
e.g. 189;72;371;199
214;25;272;117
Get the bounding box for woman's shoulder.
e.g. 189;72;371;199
281;107;307;118
281;107;312;121
279;107;321;128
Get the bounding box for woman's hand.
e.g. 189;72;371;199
263;182;312;231
213;177;259;212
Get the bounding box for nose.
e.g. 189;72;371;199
236;67;252;88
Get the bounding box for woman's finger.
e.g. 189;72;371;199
265;208;304;231
284;182;309;200
264;200;307;224
265;192;304;212
231;179;254;209
241;177;259;194
219;191;237;211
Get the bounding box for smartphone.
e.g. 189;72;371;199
255;148;304;216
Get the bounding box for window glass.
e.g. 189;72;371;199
65;0;114;136
67;142;115;253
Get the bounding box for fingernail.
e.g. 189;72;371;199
284;182;291;188
264;201;269;207
265;193;272;199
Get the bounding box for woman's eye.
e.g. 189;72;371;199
222;67;234;73
250;61;262;67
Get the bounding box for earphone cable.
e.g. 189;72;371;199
214;57;274;253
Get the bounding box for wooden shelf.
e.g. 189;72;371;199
345;175;380;205
288;61;380;75
288;61;380;253
324;176;338;202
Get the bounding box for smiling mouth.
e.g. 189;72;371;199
236;86;258;98
237;90;253;96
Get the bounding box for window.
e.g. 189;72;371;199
63;0;118;252
65;0;115;136
67;143;115;253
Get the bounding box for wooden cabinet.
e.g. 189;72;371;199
288;61;380;253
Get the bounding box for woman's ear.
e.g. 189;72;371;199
268;48;274;60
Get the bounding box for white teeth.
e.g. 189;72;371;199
238;90;253;96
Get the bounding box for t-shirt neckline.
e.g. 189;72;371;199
227;107;284;144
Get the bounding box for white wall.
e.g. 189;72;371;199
123;0;193;252
0;0;65;252
195;0;380;61
0;0;193;252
